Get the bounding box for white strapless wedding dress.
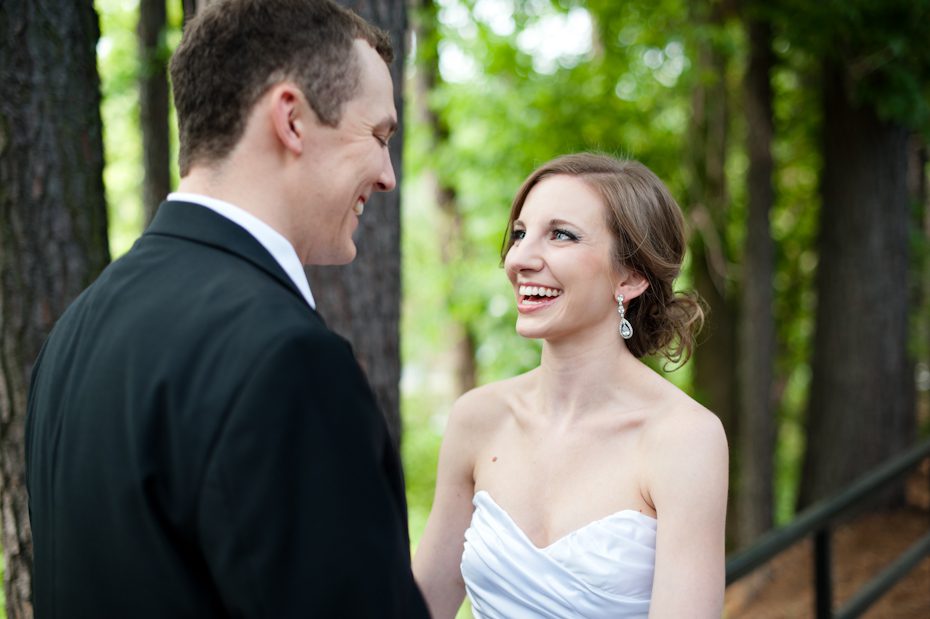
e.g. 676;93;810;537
460;491;656;618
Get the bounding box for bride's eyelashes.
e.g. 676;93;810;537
509;227;581;242
552;228;580;242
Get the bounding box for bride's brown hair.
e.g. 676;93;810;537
501;153;704;366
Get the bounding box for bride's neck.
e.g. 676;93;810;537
534;330;640;421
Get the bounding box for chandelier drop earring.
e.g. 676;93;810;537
617;294;633;340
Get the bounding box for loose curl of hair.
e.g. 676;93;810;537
501;153;705;367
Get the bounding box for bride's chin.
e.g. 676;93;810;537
515;323;547;340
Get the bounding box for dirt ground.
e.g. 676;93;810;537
724;459;930;618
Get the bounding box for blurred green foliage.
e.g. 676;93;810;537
98;0;145;256
98;0;182;257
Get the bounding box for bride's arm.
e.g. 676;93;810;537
413;394;482;619
646;407;729;618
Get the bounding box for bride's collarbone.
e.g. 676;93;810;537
508;404;652;444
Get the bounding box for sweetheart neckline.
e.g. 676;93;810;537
473;490;657;552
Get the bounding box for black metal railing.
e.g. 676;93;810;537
725;436;930;618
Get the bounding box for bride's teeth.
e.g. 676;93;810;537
518;285;562;297
354;200;364;216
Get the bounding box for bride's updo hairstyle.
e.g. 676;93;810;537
501;152;704;366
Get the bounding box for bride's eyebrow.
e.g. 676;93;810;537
548;218;582;230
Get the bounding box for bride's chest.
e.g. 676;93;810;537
472;430;651;547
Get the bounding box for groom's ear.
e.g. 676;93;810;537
268;83;305;156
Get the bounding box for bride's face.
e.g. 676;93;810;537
504;175;617;342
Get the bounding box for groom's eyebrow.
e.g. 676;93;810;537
375;116;397;137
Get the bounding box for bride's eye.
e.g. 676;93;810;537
552;229;578;241
510;228;526;241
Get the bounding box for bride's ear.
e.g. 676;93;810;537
614;269;649;302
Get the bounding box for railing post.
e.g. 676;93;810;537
814;528;833;618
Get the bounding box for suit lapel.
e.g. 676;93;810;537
145;200;308;306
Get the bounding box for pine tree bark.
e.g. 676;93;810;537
737;12;776;547
0;2;110;617
139;0;172;224
798;60;914;508
308;0;407;446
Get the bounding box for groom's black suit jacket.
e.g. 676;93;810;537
26;201;429;618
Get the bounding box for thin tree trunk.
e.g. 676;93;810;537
685;0;739;546
688;6;736;427
0;2;110;617
411;0;477;396
736;11;776;548
308;0;407;446
798;60;914;508
907;137;929;433
139;0;172;224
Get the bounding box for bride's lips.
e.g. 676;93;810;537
517;297;560;314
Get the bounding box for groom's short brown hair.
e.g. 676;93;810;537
170;0;392;175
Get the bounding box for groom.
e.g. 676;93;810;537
26;1;428;617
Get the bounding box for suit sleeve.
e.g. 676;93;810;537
196;328;429;618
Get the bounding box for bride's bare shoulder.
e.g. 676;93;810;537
646;387;725;441
640;389;728;482
447;370;536;435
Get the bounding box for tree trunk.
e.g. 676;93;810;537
685;0;739;545
411;0;477;397
0;2;110;617
907;137;929;434
687;4;737;430
139;0;172;224
736;12;776;548
308;0;407;446
798;60;914;508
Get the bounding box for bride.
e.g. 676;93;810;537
413;153;728;618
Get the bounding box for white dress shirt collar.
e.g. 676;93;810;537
167;192;316;309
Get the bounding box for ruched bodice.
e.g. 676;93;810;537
460;491;656;618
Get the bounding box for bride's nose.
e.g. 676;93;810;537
505;236;544;277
